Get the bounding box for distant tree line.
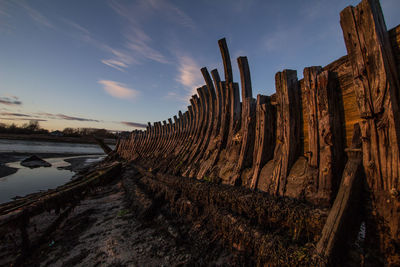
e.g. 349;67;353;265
0;121;117;139
61;127;117;139
0;120;48;135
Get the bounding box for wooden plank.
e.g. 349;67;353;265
235;97;256;179
218;38;233;83
316;70;346;203
340;0;400;261
270;70;301;196
303;66;322;167
316;123;362;263
237;56;253;100
249;95;276;189
211;69;222;138
228;82;241;146
219;81;230;149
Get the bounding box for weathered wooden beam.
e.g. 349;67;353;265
237;56;253;100
219;81;230;149
211;69;222;137
185;86;209;169
187;68;217;176
250;95;276;189
228;82;241;146
270;70;301;196
218;38;233;83
315;123;362;264
341;0;400;259
303;66;322;168
316;70;346;203
234;97;256;184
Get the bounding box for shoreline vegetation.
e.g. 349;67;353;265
0;120;118;145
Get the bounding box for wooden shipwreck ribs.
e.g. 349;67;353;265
1;0;399;265
116;0;400;265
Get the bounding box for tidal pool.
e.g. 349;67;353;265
0;156;104;204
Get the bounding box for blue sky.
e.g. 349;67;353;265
1;0;399;131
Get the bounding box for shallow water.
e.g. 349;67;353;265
0;156;104;204
0;139;108;154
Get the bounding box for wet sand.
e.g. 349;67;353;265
20;167;234;266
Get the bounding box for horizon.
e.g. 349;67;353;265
1;0;400;132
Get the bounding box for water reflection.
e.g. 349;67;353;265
0;156;103;204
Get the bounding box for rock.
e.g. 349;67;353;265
20;155;51;168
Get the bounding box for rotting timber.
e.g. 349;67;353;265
1;0;400;265
116;0;400;265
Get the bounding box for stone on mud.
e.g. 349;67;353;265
20;155;51;168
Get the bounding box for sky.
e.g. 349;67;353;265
1;0;399;132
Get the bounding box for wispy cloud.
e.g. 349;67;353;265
176;56;202;89
0;96;22;106
101;49;138;72
124;29;169;64
1;117;47;122
101;59;128;72
120;121;147;128
61;18;136;72
38;112;100;122
164;55;203;104
105;0;195;70
98;80;139;100
146;0;196;30
0;112;30;117
172;55;203;102
16;0;55;29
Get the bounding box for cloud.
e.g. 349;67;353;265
98;80;139;99
0;96;22;106
120;121;147;128
101;59;128;72
38;112;100;122
108;1;171;67
56;114;99;122
61;18;137;72
0;117;47;122
0;112;31;117
164;55;204;103
146;0;196;30
176;56;202;89
101;49;138;72
124;30;169;64
16;1;55;29
173;55;203;103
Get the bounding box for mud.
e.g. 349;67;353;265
2;159;329;266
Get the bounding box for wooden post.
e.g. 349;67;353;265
316;124;363;263
218;38;233;84
211;69;222;137
250;95;276;189
219;81;230;149
341;0;400;256
304;66;322;168
228;82;241;145
237;56;253;100
316;70;345;203
270;70;301;196
234;97;256;184
233;56;256;184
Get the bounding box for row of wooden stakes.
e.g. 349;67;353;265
116;0;400;262
116;0;400;206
